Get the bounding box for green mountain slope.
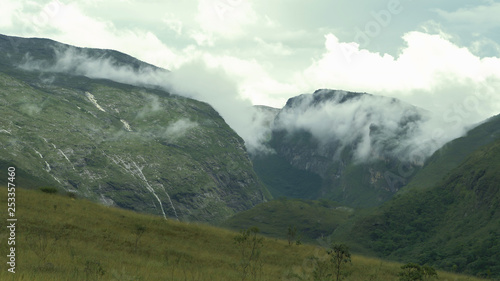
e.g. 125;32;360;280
0;34;159;75
252;153;323;199
221;198;354;243
0;187;487;281
0;34;270;222
336;137;500;277
403;113;500;191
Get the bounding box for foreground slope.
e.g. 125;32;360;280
0;34;269;222
336;137;500;277
0;187;486;281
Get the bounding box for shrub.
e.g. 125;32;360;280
399;263;437;281
328;243;351;281
39;186;58;194
84;260;105;280
234;226;264;281
66;191;77;199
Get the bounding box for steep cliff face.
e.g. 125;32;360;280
254;89;425;207
0;34;270;222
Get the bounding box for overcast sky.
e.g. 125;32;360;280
2;0;500;125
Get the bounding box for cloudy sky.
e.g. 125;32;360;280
1;0;500;150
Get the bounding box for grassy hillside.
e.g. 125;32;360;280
402;114;500;191
0;187;486;281
221;198;354;243
335;138;500;278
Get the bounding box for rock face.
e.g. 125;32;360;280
0;34;270;222
253;89;426;207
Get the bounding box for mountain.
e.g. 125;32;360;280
333;136;500;277
0;34;159;74
402;113;500;191
0;34;270;222
234;105;500;278
252;89;426;207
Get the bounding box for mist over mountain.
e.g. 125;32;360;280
5;34;476;162
3;35;270;154
274;89;436;163
252;89;476;207
0;34;270;222
3;31;500;279
3;34;489;209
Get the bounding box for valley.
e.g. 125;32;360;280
1;33;499;279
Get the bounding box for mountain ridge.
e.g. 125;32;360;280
0;34;270;222
253;89;427;207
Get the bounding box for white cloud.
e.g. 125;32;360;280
162;13;183;35
20;47;169;87
3;0;500;158
163;119;198;141
273;90;435;163
253;37;293;56
189;30;216;47
0;1;21;28
165;59;270;152
194;0;257;40
9;1;181;71
295;31;500;125
197;53;297;106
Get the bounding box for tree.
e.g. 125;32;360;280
399;263;438;281
399;263;423;281
422;265;438;280
133;224;146;253
234;226;264;281
287;225;296;246
327;243;351;281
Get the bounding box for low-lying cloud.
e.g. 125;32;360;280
17;43;498;164
20;47;166;87
19;46;271;153
273;90;468;164
162;119;198;141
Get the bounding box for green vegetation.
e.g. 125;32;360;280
39;186;58;194
403;114;500;192
287;225;303;246
222;198;354;243
252;153;323;199
398;263;438;281
133;224;146;253
2;33;500;280
0;187;486;280
234;226;264;280
0;33;271;223
328;243;352;281
334;138;500;278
